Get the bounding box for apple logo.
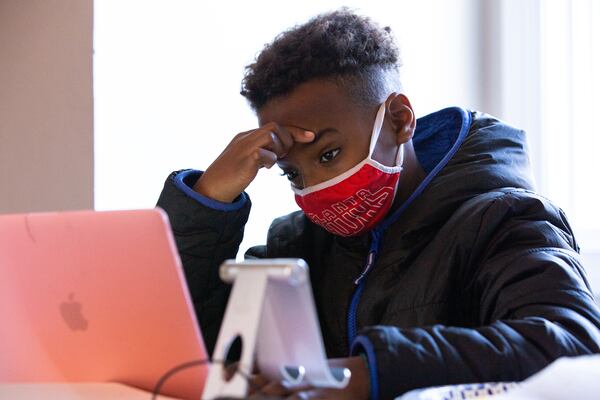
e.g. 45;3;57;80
60;293;89;331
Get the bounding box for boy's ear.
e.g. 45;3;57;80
386;93;416;145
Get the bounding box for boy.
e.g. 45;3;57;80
157;9;600;399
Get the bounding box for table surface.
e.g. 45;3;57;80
0;382;181;400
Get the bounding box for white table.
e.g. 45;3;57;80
0;382;181;400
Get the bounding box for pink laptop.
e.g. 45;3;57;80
0;208;208;400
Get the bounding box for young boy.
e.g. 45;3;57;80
157;9;600;399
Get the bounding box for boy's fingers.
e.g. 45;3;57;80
245;123;315;161
255;148;278;169
233;128;257;141
289;128;315;143
268;123;295;152
267;131;287;158
259;381;292;396
246;373;269;395
251;122;294;156
249;128;287;158
262;122;316;147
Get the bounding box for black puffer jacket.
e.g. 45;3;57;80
157;107;600;399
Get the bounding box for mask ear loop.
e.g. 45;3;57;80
367;102;388;157
369;102;405;169
395;143;405;168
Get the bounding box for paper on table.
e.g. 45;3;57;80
397;382;517;400
397;355;600;400
495;355;600;400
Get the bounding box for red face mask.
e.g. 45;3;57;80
293;102;404;237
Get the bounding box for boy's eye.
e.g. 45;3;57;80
319;148;341;163
280;170;299;182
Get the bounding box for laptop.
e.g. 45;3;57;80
0;208;208;400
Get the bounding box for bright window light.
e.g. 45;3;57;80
94;0;481;256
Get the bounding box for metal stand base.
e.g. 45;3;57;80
202;259;350;400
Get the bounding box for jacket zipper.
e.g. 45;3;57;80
347;229;382;350
345;109;473;352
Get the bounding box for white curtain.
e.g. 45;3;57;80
485;0;600;291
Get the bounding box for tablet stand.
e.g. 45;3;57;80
202;259;350;399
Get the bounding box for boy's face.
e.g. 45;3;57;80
258;79;399;189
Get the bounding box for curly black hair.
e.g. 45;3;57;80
240;8;403;111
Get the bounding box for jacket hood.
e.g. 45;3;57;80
337;107;537;254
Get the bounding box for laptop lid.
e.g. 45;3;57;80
0;208;208;400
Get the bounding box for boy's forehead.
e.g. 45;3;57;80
257;79;359;129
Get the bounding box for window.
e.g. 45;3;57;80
484;0;600;289
94;1;599;291
540;0;600;239
94;0;481;256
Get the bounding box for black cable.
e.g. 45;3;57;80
151;358;267;399
151;358;210;400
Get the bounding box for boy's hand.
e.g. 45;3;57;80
193;122;315;203
249;356;370;400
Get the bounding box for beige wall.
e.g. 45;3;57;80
0;0;93;213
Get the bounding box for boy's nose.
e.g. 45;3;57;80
298;172;329;189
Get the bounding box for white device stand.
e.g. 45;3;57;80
202;258;350;399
